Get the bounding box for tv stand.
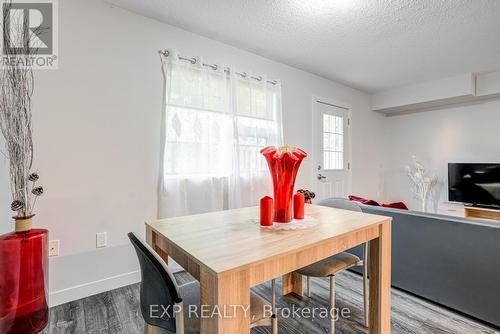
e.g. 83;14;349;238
464;206;500;221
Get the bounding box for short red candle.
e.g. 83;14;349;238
260;196;273;226
294;192;305;219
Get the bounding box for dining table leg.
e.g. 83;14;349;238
200;268;251;334
369;220;392;334
282;272;304;296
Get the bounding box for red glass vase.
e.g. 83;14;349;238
261;146;307;222
0;217;48;334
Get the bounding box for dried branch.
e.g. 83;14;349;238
405;156;437;212
0;0;44;217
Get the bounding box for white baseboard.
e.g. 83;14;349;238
49;270;141;307
48;244;141;307
48;243;184;307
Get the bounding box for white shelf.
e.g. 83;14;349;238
371;71;500;115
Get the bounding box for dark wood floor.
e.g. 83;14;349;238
40;271;499;334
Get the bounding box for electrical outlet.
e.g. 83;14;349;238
49;240;60;257
96;232;107;248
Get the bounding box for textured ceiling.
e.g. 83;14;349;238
107;0;500;92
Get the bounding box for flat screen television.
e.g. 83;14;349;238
448;163;500;208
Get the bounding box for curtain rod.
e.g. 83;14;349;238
158;49;279;85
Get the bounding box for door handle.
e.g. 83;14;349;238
317;174;327;180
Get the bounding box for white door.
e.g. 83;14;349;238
312;99;351;201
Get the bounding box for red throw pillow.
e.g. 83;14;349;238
382;202;409;210
348;195;380;206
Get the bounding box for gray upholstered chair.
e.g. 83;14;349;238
294;198;368;334
128;232;278;334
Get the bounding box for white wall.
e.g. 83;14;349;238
382;99;500;211
0;0;384;305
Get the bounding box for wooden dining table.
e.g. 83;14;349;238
145;204;392;334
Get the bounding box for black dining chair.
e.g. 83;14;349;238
128;232;278;334
293;198;369;334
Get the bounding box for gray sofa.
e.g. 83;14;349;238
344;205;500;328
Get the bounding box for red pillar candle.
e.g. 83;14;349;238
294;192;305;219
260;196;273;226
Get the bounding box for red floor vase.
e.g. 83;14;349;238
261;146;307;223
0;217;48;334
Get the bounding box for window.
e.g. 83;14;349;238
164;66;280;176
323;114;344;170
159;56;282;217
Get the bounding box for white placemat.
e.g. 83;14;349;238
251;216;319;230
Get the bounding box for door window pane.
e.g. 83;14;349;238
323;114;344;170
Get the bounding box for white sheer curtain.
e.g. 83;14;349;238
158;50;283;218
